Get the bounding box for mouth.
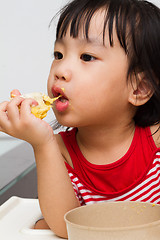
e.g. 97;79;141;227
52;86;67;99
52;86;69;112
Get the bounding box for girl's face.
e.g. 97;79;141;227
47;11;134;128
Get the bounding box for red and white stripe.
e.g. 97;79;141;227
67;152;160;205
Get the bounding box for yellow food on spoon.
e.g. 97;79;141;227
10;92;61;119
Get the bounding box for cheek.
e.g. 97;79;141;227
47;76;53;97
47;63;55;85
47;68;55;95
73;89;99;115
73;82;96;103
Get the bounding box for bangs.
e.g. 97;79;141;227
56;0;133;51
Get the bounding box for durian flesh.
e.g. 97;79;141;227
11;92;57;119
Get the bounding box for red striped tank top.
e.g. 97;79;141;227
59;126;160;206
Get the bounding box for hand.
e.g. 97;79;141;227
0;90;55;148
34;218;50;230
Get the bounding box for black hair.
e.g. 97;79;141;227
54;0;160;128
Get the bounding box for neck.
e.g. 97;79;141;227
76;121;136;165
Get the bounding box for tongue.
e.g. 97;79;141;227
60;97;67;103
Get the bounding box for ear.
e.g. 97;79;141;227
128;74;154;106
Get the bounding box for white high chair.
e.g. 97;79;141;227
0;196;66;240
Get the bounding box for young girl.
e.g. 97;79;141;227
0;0;160;238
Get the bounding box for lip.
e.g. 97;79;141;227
52;86;67;99
51;85;69;112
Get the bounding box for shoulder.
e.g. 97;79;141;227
55;132;73;168
150;123;160;148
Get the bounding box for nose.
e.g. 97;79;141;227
54;62;72;82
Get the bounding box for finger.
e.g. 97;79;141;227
0;101;10;131
0;101;9;112
20;98;38;119
6;96;24;122
10;89;21;98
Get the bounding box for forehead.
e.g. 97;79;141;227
57;9;119;47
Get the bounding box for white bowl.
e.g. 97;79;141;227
64;201;160;240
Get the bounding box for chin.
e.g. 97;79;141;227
56;116;79;129
55;115;72;127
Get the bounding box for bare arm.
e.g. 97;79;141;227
33;140;80;238
0;93;80;238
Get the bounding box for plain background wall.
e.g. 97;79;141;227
0;0;68;103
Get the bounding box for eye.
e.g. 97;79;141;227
80;54;96;62
54;51;63;60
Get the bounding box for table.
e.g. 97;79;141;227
0;137;37;205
